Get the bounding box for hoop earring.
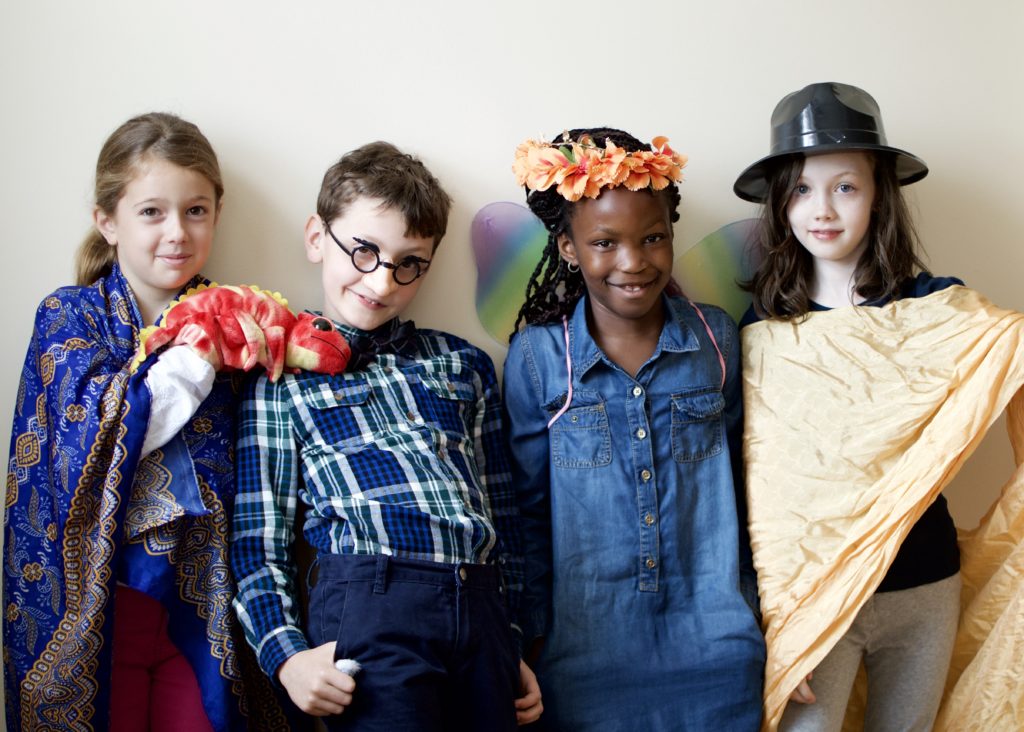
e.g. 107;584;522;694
566;261;580;273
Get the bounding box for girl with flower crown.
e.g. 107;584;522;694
503;127;766;730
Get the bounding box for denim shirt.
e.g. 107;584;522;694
503;295;764;731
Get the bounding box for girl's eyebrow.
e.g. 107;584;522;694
589;218;668;236
796;170;866;185
132;193;214;206
804;169;867;179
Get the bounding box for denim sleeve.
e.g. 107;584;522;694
720;311;761;621
502;332;554;645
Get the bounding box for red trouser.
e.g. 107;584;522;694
110;586;214;732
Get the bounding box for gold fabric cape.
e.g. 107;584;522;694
742;286;1024;731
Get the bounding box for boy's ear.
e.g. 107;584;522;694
93;208;117;246
304;215;325;264
556;232;577;269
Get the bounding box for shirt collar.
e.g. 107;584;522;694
312;315;402;343
567;295;702;378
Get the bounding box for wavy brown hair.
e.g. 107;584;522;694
745;152;926;320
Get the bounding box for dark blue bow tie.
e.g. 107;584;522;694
347;320;418;371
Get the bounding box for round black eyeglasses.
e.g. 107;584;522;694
323;221;431;285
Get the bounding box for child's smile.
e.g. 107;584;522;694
305;196;435;332
557;187;674;332
787;151;876;275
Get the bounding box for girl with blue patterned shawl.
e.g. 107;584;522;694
3;113;290;731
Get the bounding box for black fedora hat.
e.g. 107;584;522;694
734;82;928;203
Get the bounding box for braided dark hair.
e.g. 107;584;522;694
510;127;682;338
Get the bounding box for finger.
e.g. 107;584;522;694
789;683;805;703
313;681;355;708
515;688;541;708
800;678;816;704
516;701;543;725
305;702;343;718
792;679;816;704
307;690;354;716
331;671;357;694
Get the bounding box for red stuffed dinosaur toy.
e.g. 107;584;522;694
131;284;351;381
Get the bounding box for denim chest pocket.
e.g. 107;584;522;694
548;391;612;469
301;380;373;450
671;389;725;462
416;375;477;436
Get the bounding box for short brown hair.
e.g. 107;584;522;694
75;113;223;286
316;141;452;249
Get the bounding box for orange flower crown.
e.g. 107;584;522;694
513;132;687;202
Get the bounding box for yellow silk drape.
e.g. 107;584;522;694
743;286;1024;731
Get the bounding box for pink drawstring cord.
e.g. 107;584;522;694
687;301;726;389
547;316;573;428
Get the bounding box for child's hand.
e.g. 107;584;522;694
789;671;816;704
515;659;543;725
277;642;357;716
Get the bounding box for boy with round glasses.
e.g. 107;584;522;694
230;142;542;730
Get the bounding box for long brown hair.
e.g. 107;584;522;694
75;113;224;286
745;152;926;320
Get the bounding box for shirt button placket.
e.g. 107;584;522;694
631;383;659;593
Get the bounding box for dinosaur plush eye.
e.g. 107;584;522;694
312;317;334;332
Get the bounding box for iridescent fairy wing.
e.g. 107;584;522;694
673;218;760;322
469;200;759;341
470;202;549;344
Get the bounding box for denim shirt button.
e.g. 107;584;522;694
646;558;657;569
632;386;643;397
641;469;652;481
644;513;655;526
636;428;647;440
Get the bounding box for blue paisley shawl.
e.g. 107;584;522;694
4;264;294;731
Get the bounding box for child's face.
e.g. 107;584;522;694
95;158;218;318
305;196;434;331
557;187;674;331
787;151;876;273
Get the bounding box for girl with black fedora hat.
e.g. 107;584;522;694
737;82;966;731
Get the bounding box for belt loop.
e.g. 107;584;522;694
373;555;389;594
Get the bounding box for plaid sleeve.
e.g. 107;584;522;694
472;349;524;629
229;374;309;679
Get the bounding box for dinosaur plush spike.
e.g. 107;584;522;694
131;284;351;381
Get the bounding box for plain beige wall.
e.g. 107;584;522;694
2;0;1021;723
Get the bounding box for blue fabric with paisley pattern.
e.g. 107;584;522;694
3;263;291;731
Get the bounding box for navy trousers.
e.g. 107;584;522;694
308;554;520;731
